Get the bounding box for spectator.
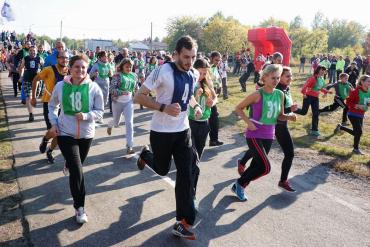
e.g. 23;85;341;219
299;55;306;73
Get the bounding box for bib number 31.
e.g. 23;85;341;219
267;101;279;119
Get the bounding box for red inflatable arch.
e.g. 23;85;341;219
248;27;292;66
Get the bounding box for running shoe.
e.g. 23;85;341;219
352;149;364;155
193;197;199;212
309;130;320;136
127;147;135;155
278;180;296;193
46;149;55;164
75;207;88;224
231;182;247;201
136;145;149;170
209;140;224;146
29;113;34;122
39;137;48;153
334;124;342;134
172;219;196;240
237;158;245;176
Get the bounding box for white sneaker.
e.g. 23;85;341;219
76;207;88;224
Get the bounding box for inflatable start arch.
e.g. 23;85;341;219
248;27;292;66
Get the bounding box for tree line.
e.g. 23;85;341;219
14;11;369;61
164;11;369;60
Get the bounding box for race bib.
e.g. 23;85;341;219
62;83;90;115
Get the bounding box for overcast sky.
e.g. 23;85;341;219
1;0;369;41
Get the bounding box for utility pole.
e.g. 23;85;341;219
150;22;153;51
59;20;63;41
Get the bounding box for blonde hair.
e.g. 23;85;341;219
260;64;283;82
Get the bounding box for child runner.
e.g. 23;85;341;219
274;67;298;192
145;56;157;78
89;51;113;107
189;58;217;204
108;52;116;114
107;58;137;154
190;58;217;157
295;65;330;136
48;54;104;224
18;45;43;122
238;66;299;192
232;64;296;201
319;73;353;126
334;75;370;155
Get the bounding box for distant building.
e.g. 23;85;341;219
84;39;117;51
129;40;168;52
147;41;168;51
129;41;149;51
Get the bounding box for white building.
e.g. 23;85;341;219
84;39;117;51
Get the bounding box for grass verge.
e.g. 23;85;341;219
0;84;29;246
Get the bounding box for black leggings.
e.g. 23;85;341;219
209;105;219;142
238;138;272;187
140;129;198;225
58;136;92;209
12;72;20;96
339;116;363;149
295;95;319;131
319;97;348;123
190;119;210;159
275;123;294;181
240;124;294;181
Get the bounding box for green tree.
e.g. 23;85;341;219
289;27;310;58
302;29;328;56
164;16;205;52
289;16;303;30
259;17;289;31
311;11;325;30
203;16;248;54
327;19;365;50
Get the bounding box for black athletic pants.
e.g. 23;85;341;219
12;72;20;96
140;129;198;225
295;95;319;131
238;138;272;187
240;124;294;182
319;96;348;123
275;122;294;181
339;116;363;150
189;119;209;158
58;136;93;210
209;105;219;142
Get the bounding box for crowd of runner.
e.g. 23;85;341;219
1;32;370;240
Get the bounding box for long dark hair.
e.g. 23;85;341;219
193;58;214;98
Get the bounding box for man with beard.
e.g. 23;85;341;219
134;36;202;240
31;50;69;163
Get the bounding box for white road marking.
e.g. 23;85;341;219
133;154;176;188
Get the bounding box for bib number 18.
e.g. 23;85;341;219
70;92;82;112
